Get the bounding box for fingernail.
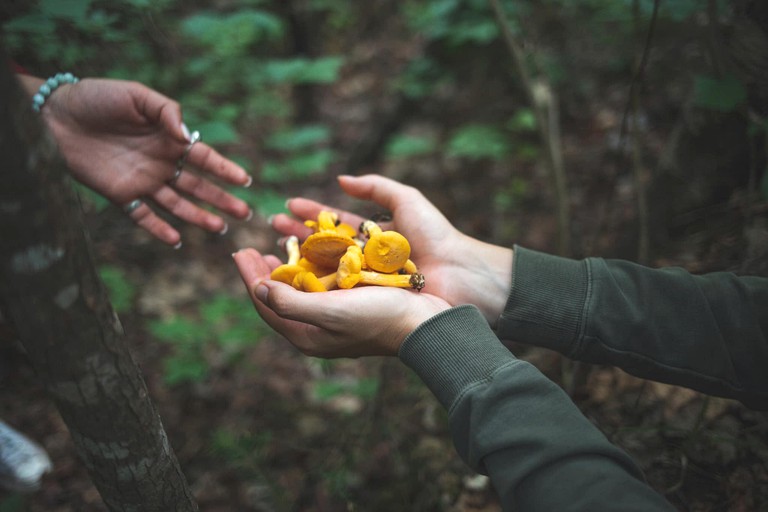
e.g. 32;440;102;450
219;223;229;235
276;236;287;248
173;241;183;250
245;209;254;221
255;283;269;303
244;175;253;188
181;122;191;141
266;214;274;226
284;199;292;209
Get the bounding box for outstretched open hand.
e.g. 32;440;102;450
270;175;514;325
40;78;252;246
233;248;450;358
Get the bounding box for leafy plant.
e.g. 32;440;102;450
312;377;379;402
386;133;438;159
149;293;268;385
447;123;511;160
98;265;136;313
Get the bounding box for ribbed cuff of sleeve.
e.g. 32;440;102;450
398;305;517;411
496;245;589;356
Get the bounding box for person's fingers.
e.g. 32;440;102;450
269;213;314;239
233;250;320;338
173;170;251;219
233;249;273;291
285;198;368;228
337;174;423;212
262;254;283;270
152;186;227;233
127;201;182;246
256;280;346;328
186;142;251;187
131;82;187;144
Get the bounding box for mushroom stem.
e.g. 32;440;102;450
293;271;328;292
358;271;425;290
286;235;300;265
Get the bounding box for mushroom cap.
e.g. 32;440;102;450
297;257;335;277
301;232;356;268
363;230;411;273
336;222;357;239
271;264;305;285
336;245;363;289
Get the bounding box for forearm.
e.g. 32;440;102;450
497;246;768;409
400;305;674;511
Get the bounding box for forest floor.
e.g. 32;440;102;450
3;14;768;512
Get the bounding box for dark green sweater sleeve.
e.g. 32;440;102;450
497;246;768;410
399;305;675;511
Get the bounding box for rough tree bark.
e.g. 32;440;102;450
0;52;198;509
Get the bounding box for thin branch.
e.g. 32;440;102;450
489;0;571;256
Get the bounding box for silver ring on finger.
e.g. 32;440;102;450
168;167;182;185
123;199;143;215
176;130;201;172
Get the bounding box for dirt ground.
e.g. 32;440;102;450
2;8;768;511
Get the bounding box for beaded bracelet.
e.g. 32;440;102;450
31;72;80;113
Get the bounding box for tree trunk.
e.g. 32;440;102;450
0;51;198;510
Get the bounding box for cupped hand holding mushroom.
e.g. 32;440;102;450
233;248;450;358
270;174;515;326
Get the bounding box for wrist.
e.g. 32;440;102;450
25;73;80;113
457;235;513;327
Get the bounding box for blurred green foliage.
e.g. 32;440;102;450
312;377;379;403
148;293;268;385
98;264;136;313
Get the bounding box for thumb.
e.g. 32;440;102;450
255;280;337;327
133;82;186;143
337;174;419;212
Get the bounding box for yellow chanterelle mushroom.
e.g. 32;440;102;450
301;211;356;268
270;235;305;284
360;219;411;274
337;245;425;290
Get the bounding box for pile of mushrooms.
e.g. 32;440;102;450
271;210;425;292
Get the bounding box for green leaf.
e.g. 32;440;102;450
284;149;334;175
98;265;136;313
266;125;331;151
200;294;237;324
234;189;289;217
693;74;747;113
447;124;510;160
181;10;284;56
262;57;344;84
164;356;208;385
507;109;537;132
313;381;347;401
386;134;438;159
194;121;239;144
72;182;111;212
149;317;207;345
